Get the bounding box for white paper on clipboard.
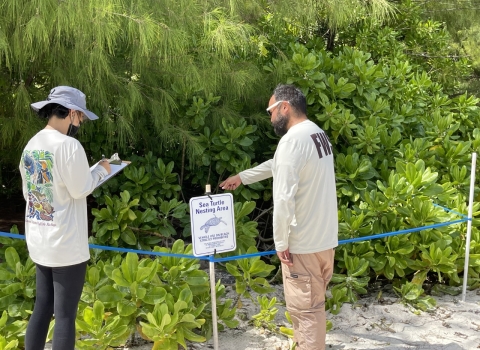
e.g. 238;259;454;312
90;160;130;188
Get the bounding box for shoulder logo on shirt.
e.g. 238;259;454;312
310;131;333;159
22;150;55;222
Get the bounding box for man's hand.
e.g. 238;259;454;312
277;249;293;266
219;174;242;191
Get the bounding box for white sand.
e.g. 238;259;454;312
327;290;480;349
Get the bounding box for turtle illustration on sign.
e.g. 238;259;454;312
200;215;227;233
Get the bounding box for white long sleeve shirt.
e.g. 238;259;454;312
240;120;338;254
19;128;108;267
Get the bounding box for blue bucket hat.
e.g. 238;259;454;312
30;86;99;120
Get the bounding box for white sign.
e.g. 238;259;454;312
189;193;236;257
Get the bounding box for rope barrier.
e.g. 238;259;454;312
0;210;469;263
0;233;212;261
208;217;469;263
89;244;211;260
432;203;468;218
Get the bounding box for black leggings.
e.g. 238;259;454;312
25;261;87;350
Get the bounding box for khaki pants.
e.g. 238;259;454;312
282;249;334;350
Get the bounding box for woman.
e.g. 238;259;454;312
19;86;111;350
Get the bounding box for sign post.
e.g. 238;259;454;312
189;185;236;350
462;152;477;302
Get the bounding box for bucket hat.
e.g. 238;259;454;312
31;86;99;120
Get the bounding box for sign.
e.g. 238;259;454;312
189;193;236;256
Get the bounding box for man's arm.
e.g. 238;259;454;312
219;159;273;190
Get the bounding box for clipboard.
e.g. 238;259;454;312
90;160;131;188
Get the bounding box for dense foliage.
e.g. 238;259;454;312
0;0;392;194
418;0;480;89
1;0;479;348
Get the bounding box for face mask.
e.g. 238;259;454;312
66;112;83;137
66;123;80;137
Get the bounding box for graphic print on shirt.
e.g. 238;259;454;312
22;150;55;222
310;131;333;159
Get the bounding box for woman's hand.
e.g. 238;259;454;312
99;159;111;174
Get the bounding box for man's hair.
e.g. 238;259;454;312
273;84;307;115
37;103;70;119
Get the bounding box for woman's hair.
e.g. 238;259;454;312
37;103;70;119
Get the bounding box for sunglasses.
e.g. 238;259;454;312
266;100;289;116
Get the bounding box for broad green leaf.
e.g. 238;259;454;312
87;266;100;287
183;327;206;342
179;287;193;304
117;299;137;317
120;190;131;203
121;229;137;245
93;300;104;323
176;327;187;349
249;260;269;276
237;201;255;218
112;269;130;287
180;314;195;323
8;300;33;318
136;266;153;283
122;253;138;283
225;263;242;277
160;313;172;331
5;248;20;271
1;282;22;295
96;286;124;302
185;270;208;285
172;239;185;255
0;295;16;309
0;269;16;280
0;311;7;328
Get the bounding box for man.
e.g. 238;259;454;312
219;84;338;350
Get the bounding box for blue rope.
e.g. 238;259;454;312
0;216;469;263
210;250;276;263
432;203;468;218
0;232;211;260
207;218;469;262
0;232;26;240
337;218;469;245
89;244;211;261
